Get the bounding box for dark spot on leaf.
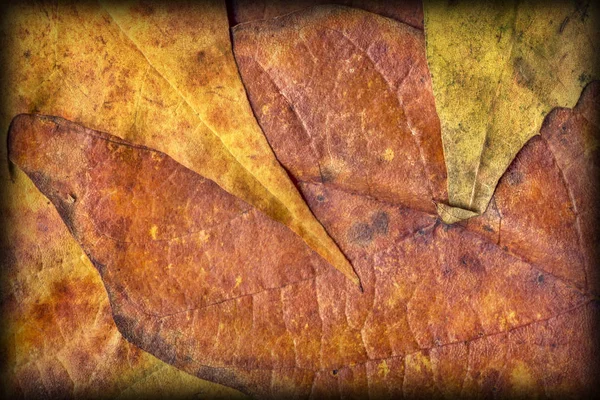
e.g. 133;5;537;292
442;222;459;232
319;167;336;183
537;274;545;284
23;49;31;58
51;279;73;297
481;369;501;393
460;254;484;273
506;170;523;186
483;225;494;232
332;369;338;376
371;211;389;235
348;222;373;246
316;194;325;202
197;51;206;63
31;302;52;324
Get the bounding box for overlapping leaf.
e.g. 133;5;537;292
425;0;599;223
0;0;325;396
1;0;355;286
231;0;423;29
1;143;246;398
8;6;599;398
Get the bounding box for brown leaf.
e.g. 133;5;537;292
233;5;447;213
100;0;357;284
7;5;600;399
0;151;246;399
0;0;356;285
8;74;599;400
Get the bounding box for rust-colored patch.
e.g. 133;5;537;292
5;5;600;400
8;82;599;398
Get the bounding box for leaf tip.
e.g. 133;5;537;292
435;202;479;224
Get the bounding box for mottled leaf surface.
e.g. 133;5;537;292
1;0;354;284
1;138;246;399
5;4;600;399
425;0;599;222
101;0;356;283
9;14;600;398
247;5;598;396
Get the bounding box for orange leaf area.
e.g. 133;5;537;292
8;85;599;399
6;5;600;399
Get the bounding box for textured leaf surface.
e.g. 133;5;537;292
8;6;600;398
1;0;355;284
0;135;246;399
101;0;356;283
424;0;599;223
0;1;249;396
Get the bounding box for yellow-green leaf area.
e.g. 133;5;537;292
425;0;598;223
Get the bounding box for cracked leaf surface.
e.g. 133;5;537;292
7;6;600;398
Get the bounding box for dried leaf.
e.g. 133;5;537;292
232;5;447;213
0;158;246;399
424;0;599;223
101;0;356;283
1;0;355;284
8;6;599;398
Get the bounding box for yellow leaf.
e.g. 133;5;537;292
100;0;357;283
0;1;348;396
424;0;599;223
1;0;356;284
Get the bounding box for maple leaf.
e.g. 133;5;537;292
7;6;599;399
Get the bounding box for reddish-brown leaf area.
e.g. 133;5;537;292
7;5;600;399
233;6;446;213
